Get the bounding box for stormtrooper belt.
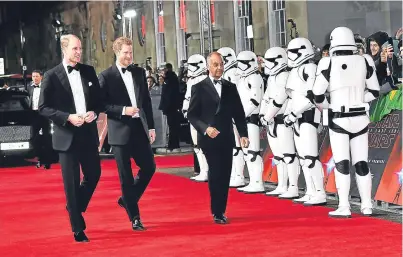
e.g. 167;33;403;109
246;114;260;125
329;109;367;118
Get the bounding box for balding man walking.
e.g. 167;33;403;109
187;52;249;224
39;34;102;242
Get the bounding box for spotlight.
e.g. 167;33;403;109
52;19;63;28
123;9;137;18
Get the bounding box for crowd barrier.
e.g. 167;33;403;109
262;87;402;206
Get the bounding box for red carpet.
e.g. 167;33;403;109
0;157;401;257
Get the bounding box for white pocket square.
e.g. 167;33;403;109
88;82;93;87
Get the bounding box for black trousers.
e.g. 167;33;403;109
59;128;101;233
202;145;233;215
32;112;53;164
112;119;156;221
166;111;180;149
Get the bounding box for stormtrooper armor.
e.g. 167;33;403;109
282;37;327;206
235;51;265;193
218;47;245;187
182;54;209;182
259;47;297;197
313;27;380;217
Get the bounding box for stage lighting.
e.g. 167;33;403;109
123;9;137;18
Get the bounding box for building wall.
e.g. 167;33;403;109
1;0;399;75
305;1;402;47
251;1;270;55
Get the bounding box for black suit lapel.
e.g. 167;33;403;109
131;68;141;106
205;77;220;104
112;64;133;105
79;67;90;109
55;64;73;100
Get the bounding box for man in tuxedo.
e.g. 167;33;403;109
159;63;181;151
28;70;53;169
38;34;102;243
99;37;156;231
187;52;249;224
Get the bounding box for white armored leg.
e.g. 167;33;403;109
189;125;209;182
265;125;287;195
237;123;265;193
278;125;300;199
266;161;288;196
303;161;327;206
328;130;352;218
230;125;246;187
351;132;373;216
294;123;326;205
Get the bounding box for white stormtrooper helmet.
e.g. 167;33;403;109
329;27;357;55
187;54;207;77
264;47;288;75
236;51;258;76
217;47;237;72
287;37;315;68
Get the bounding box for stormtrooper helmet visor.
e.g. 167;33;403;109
265;55;282;68
222;53;233;65
188;61;202;72
287;45;306;61
238;59;253;71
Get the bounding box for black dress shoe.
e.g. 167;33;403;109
132;219;145;231
213;214;228;224
36;161;41;168
74;231;89;242
44;164;51;169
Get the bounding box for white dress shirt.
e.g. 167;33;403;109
209;76;222;98
31;83;41;110
116;62;139;118
63;62;87;115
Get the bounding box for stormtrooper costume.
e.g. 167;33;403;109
259;47;297;196
313;27;380;217
235;51;265;193
282;38;327;206
182;54;209;182
217;47;245;188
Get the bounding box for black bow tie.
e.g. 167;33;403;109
33;84;40;88
122;65;134;74
67;65;80;74
213;79;222;85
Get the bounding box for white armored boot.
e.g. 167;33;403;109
230;148;246;187
355;171;373;216
329;169;352;218
304;163;327;206
266;162;288;196
294;166;314;203
279;161;300;199
237;154;265;193
191;149;209;182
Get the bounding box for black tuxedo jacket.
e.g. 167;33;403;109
187;77;248;149
27;84;36;109
38;63;102;151
99;64;155;145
